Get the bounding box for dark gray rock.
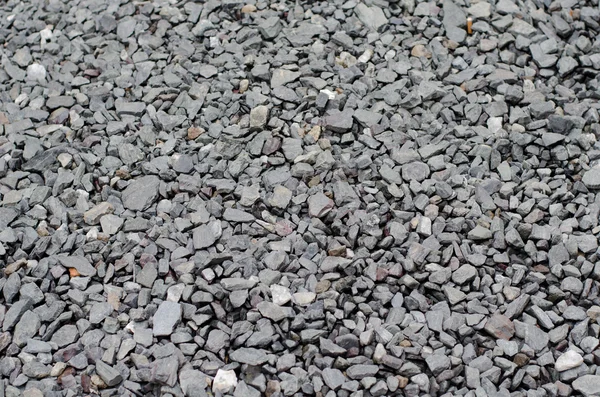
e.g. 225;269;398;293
57;256;96;277
95;360;123;387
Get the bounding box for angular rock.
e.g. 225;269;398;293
122;175;160;211
153;301;182;336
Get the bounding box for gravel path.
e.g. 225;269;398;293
1;0;600;396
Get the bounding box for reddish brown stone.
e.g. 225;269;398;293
187;126;204;140
484;313;515;340
514;353;530;367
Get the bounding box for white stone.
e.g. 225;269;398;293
270;285;291;306
373;343;386;363
417;216;432;236
555;350;583;371
167;284;185;302
487;117;503;134
358;48;374;63
320;89;336;100
57;153;73;168
292;292;316;306
26;64;46;82
212;369;237;394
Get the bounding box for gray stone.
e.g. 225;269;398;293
57;256;96;277
468;225;493;240
22;361;51;378
51;325;79;348
193;221;222;249
3;299;32;331
46;96;75;109
514;321;549;352
229;348;269;366
452;264;477;285
443;0;466;42
271;69;300;88
223;208;255;222
13;310;41;346
89;302;113;324
582;167;600;189
346;365;379;380
308;192;334;218
324;110;354;133
221;278;258;290
205;329;228;353
257;301;288;322
258;17;282;39
116;100;146;116
180;369;209;397
426;354;451;376
573;375;600;397
402;162;430;181
355;3;388;31
322;368;345;390
122;175;160;211
153;301;182;336
137;261;158;288
100;214;124;235
95;360;123;387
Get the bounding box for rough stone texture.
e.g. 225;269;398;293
121;175;160;211
555;350;584;371
0;0;599;395
153;301;182;336
573;376;600;397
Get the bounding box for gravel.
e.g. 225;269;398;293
0;0;600;395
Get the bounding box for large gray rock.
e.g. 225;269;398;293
57;256;96;277
122;175;160;211
322;368;345;390
193;221;222;249
443;0;466;42
13;310;41;346
229;348;269;366
582;167;600;189
573;375;600;396
153;301;182;336
95;360;123;387
514;321;549;352
355;3;388;31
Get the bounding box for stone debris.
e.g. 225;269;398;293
0;0;599;395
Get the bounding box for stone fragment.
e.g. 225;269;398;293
308;193;334;217
193;221;222;249
153;301;182;336
555;350;584;372
582;167;600;189
57;256;96;277
355;3;388;31
229;348;269;366
95;360;123;387
573;376;600;397
484;314;515;340
213;369;238;394
250;106;269;131
122;175;160;211
84;202;114;225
